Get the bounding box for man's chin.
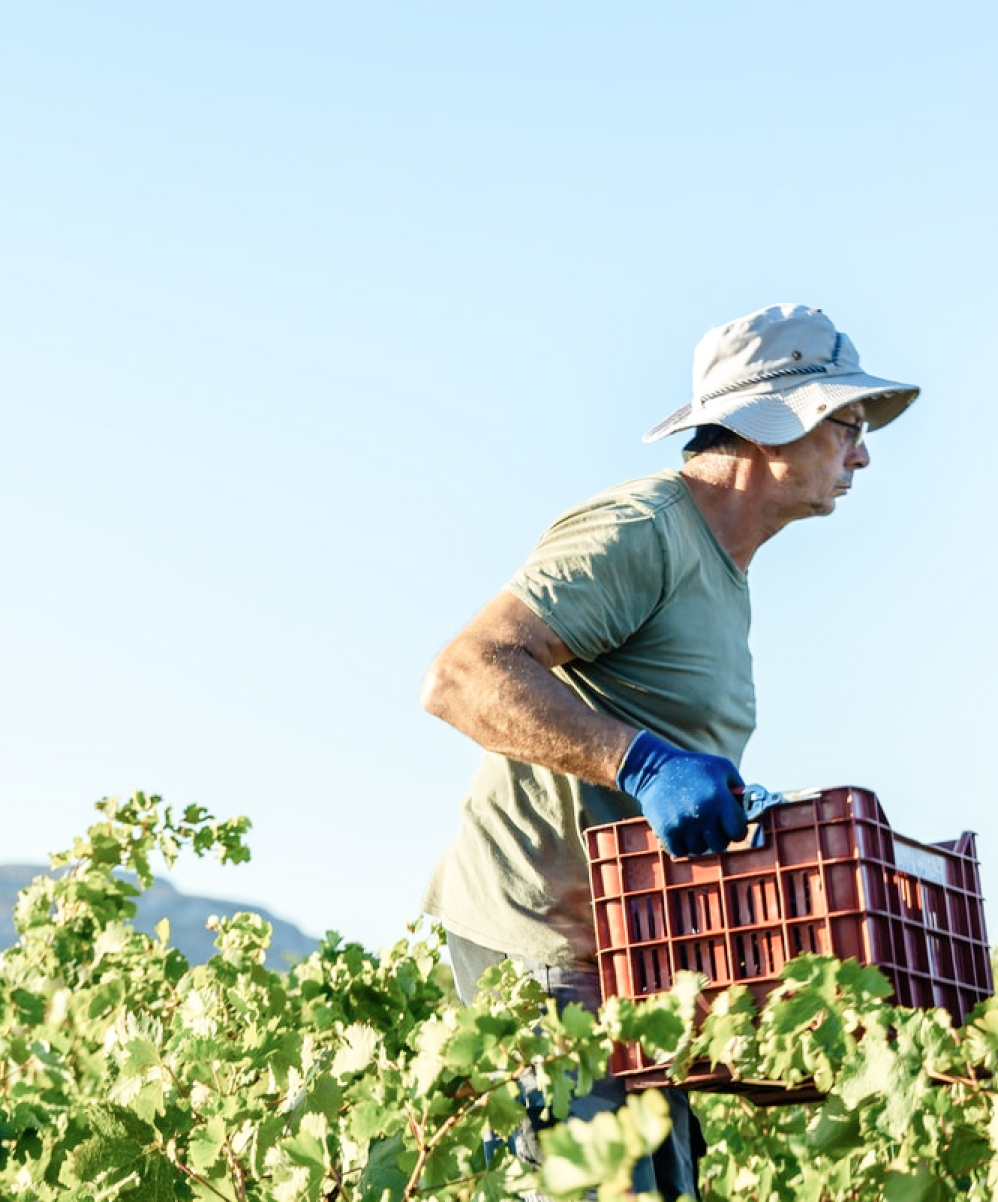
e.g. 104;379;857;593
811;497;837;517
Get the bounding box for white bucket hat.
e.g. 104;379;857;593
644;302;919;446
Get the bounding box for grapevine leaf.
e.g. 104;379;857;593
120;1036;162;1076
111;1074;167;1124
331;1022;380;1077
189;1115;228;1173
693;986;759;1074
282;1111;329;1172
10;793;998;1202
560;1002;597;1040
883;1163;948;1202
87;977;127;1019
627;1087;672;1152
806;1093;862;1157
357;1133;410;1202
70;1133;142;1182
271;1163;314;1202
484;1082;527;1138
943;1120;990;1175
348;1099;403;1142
539;1110;628;1196
72;1103;158;1179
965;1005;998;1070
834;956;894;1002
128;1155;186;1202
11;987;47;1026
837;1034;899;1103
409;1019;450;1094
538;1090;670;1199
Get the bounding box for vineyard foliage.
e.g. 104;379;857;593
1;794;998;1201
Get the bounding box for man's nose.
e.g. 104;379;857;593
848;440;871;470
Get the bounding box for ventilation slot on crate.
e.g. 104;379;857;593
676;937;729;982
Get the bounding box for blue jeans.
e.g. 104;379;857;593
446;932;703;1201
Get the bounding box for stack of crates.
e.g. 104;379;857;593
585;786;992;1099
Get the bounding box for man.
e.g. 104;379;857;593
419;302;918;1198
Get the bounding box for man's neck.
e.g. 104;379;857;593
680;451;790;571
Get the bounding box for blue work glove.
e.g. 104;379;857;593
616;730;748;857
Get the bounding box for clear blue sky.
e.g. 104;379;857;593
3;3;997;953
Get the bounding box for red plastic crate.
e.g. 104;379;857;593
585;786;992;1101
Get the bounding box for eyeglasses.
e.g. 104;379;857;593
825;415;868;448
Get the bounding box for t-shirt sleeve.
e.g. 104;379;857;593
507;503;668;662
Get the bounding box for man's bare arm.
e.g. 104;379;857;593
420;590;637;787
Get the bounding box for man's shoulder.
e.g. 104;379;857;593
523;470;705;571
577;468;687;516
568;469;691;524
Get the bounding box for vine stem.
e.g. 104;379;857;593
404;1100;488;1202
223;1137;248;1201
929;1068;988;1090
400;1072;523;1201
175;1156;241;1202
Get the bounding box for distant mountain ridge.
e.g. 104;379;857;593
0;864;319;967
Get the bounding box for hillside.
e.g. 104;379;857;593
0;864;318;966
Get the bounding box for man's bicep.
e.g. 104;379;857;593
462;590;576;670
420;589;577;729
422;587;634;782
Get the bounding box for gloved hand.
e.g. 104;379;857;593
615;729;747;857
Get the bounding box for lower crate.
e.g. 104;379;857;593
585;786;992;1103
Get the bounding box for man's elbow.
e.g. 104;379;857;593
420;636;490;722
420;654;457;720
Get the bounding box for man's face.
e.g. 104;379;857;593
770;402;870;520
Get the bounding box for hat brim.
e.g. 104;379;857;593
643;372;919;446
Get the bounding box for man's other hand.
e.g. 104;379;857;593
615;730;747;857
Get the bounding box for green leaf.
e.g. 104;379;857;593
119;1036;162;1076
409;1016;451;1094
348;1099;402;1142
282;1112;329;1172
540;1112;628;1196
693;985;759;1075
11;987;47;1027
271;1162;314;1202
483;1081;527;1139
767;984;828;1034
189;1115;229;1173
113;1075;167;1124
69;1111;172;1192
943;1120;991;1175
357;1133;410;1202
560;1002;597;1040
87;977;127;1019
122;1155;184;1202
834;957;894;1002
538;1090;671;1199
965;1004;998;1069
17;795;998;1202
883;1163;949;1202
806;1093;862;1157
837;1034;917;1137
625;1087;672;1153
70;1133;141;1182
331;1022;380;1077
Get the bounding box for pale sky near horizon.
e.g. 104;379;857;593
4;3;998;956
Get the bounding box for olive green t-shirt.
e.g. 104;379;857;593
422;470;756;966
